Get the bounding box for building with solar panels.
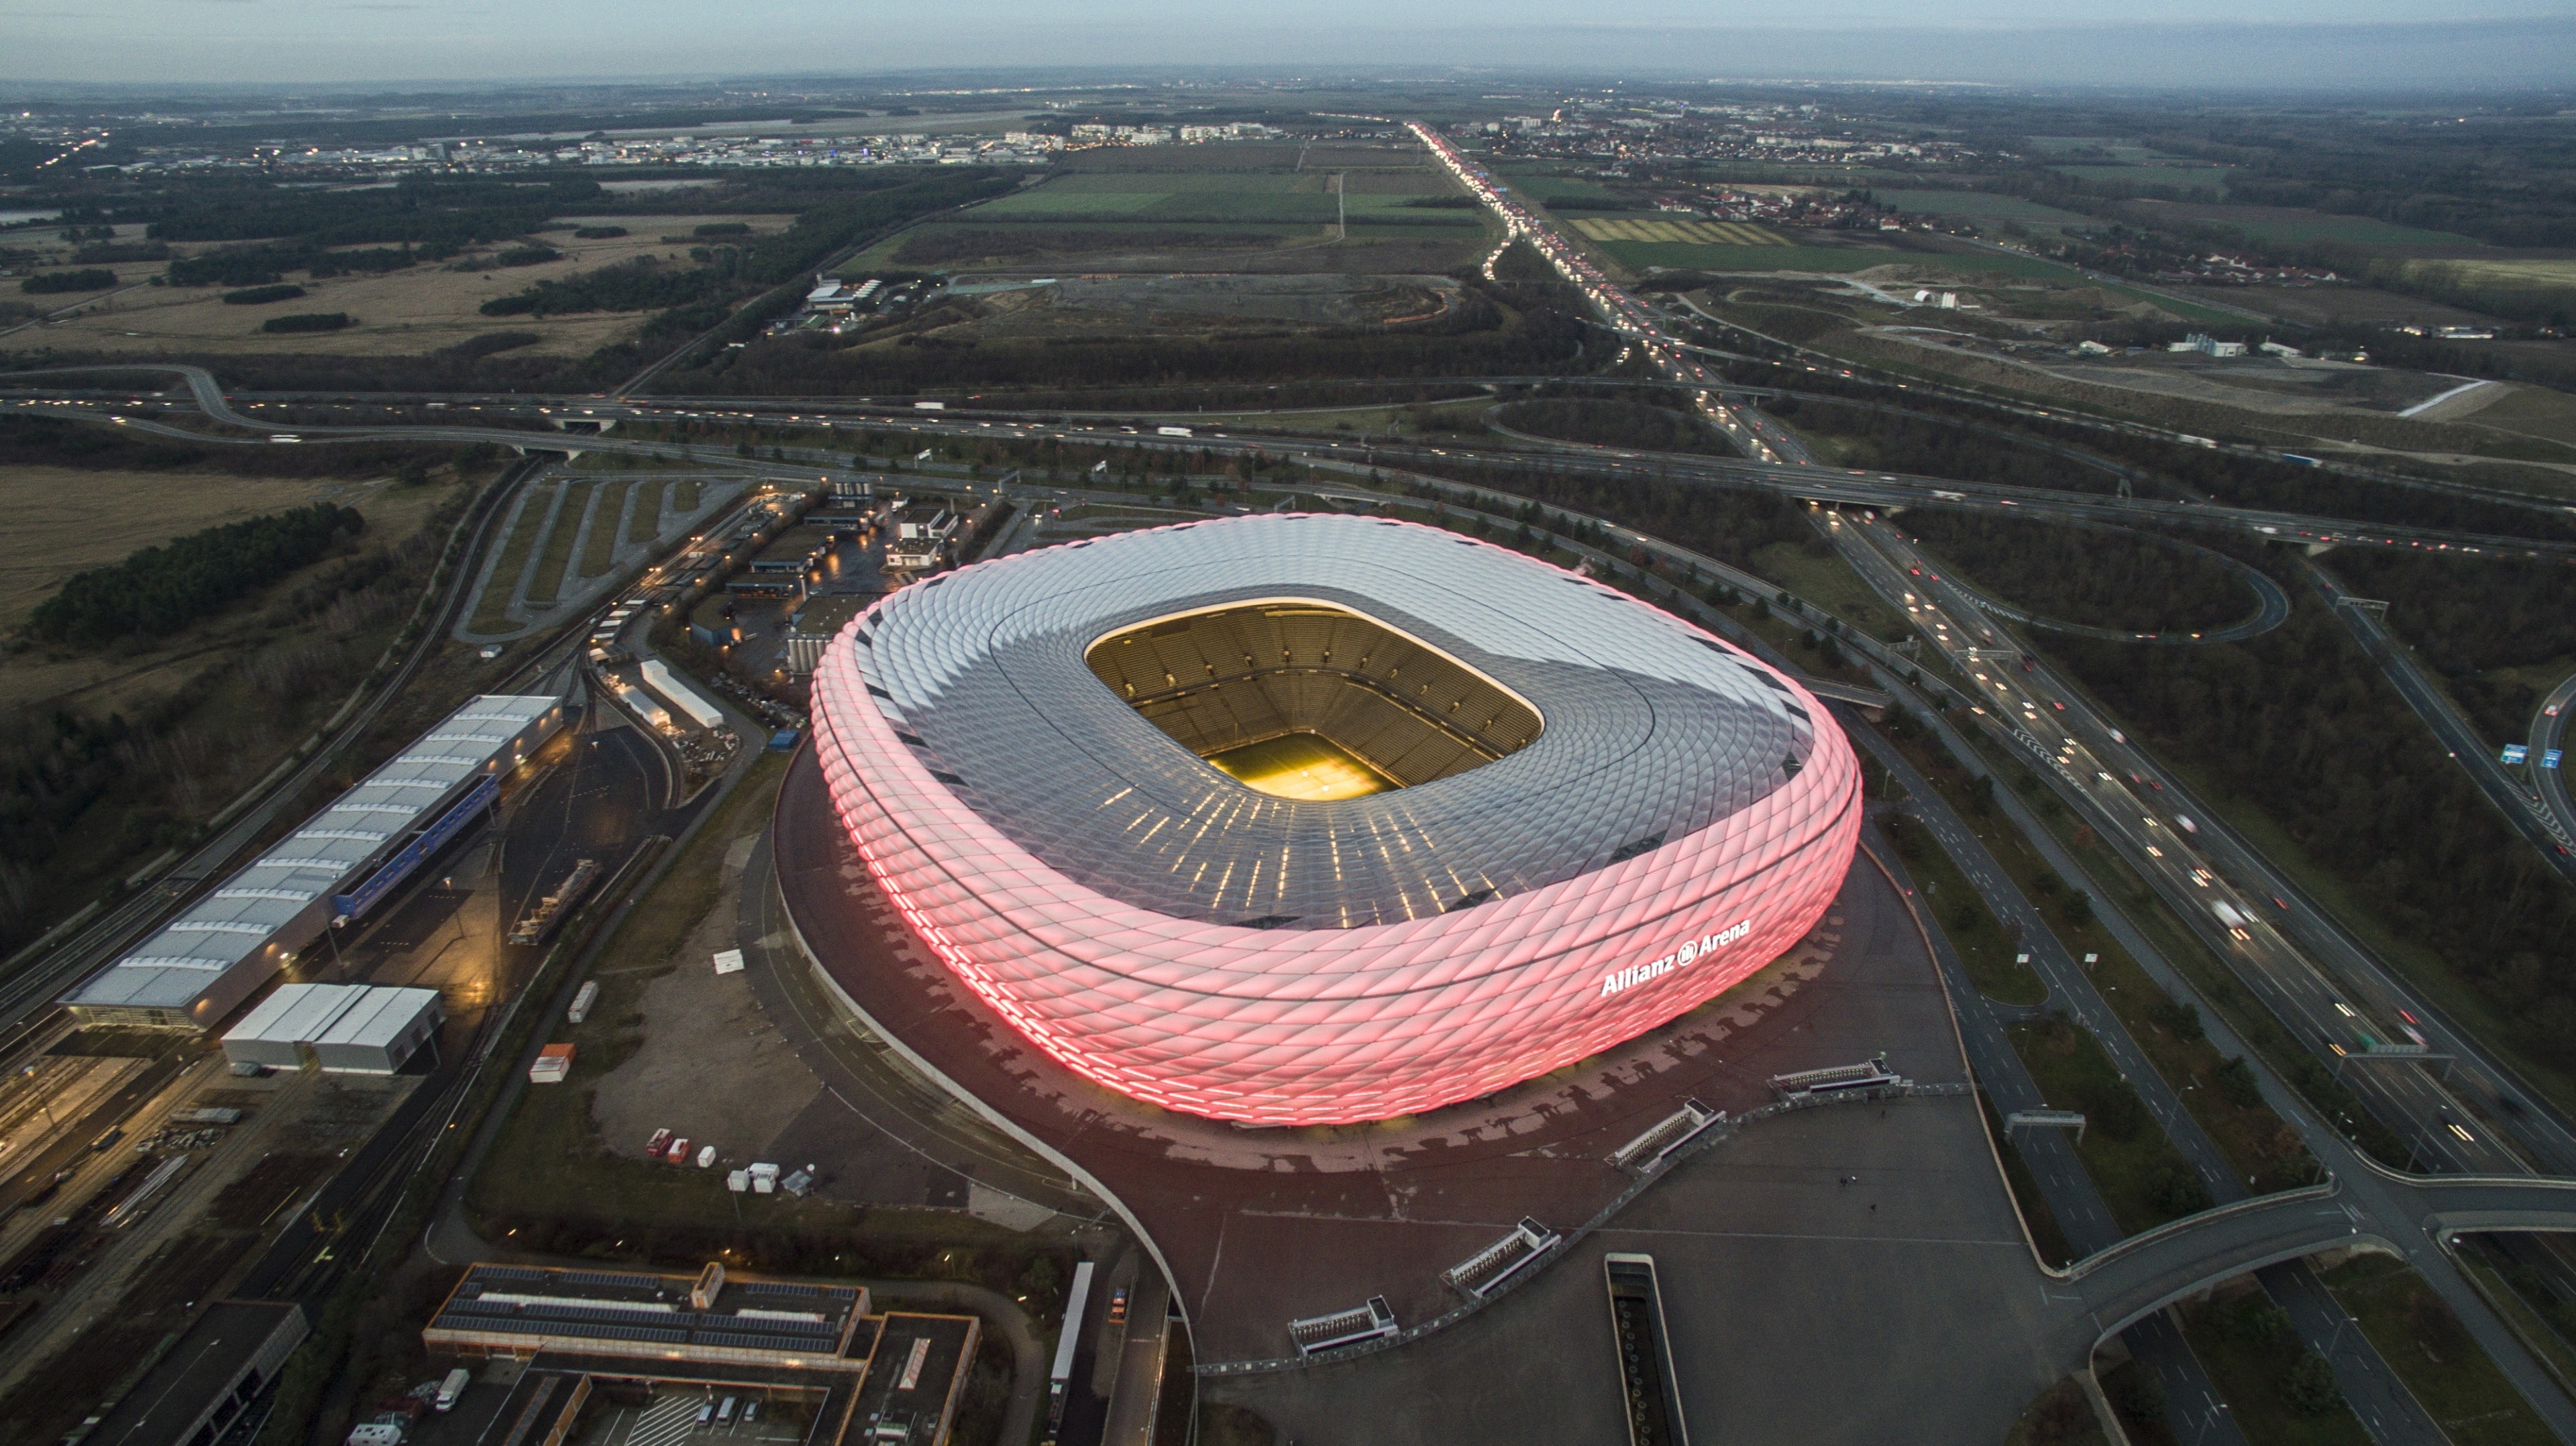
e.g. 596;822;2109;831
800;512;1862;1126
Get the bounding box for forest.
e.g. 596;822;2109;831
1903;512;2255;634
28;502;368;647
2326;549;2576;744
2049;594;2576;1072
1761;394;2122;495
1492;396;1737;456
480;256;731;317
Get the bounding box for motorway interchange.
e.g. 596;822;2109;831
9;124;2576;1436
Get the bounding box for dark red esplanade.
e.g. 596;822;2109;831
808;531;1864;1126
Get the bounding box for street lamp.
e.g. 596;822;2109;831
325;913;350;975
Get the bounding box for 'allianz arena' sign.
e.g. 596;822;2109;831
1601;919;1754;998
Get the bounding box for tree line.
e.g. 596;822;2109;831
1904;512;2255;634
2327;549;2576;745
1493;396;1739;457
2049;592;2576;1073
28;502;366;647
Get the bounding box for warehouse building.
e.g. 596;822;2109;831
220;983;444;1074
64;695;565;1032
425;1262;979;1446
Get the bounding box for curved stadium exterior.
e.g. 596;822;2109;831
808;513;1862;1125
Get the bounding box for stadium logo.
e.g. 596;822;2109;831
1600;919;1752;998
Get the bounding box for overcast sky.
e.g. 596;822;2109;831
5;1;2571;88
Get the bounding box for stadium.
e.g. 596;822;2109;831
804;512;1862;1125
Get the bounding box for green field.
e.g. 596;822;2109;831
1874;189;2099;229
1601;240;2114;281
1491;170;1625;204
2052;164;2237;191
974;168;1461;224
2204;213;2477;247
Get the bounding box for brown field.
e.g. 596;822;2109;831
2461;384;2576;448
17;214;791;359
0;466;461;712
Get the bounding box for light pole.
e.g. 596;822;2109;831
21;1064;55;1132
325;913;350;976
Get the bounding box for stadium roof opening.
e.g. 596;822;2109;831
1084;600;1542;800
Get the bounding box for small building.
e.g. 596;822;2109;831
221;983;442;1074
83;1300;307;1446
2171;332;2248;358
887;504;957;571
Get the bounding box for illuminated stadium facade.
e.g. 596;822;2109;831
806;513;1862;1125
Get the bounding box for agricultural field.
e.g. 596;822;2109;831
0;465;464;715
2049;164;2237;192
1872;189;2100;231
1570;217;1784;245
972;168;1461;223
20;214;792;359
2122;201;2477;248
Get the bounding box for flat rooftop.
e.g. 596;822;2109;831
427;1263;868;1365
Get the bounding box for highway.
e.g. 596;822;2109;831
2303;559;2576;873
2534;674;2576;845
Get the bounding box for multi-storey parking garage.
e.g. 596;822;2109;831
804;513;1862;1125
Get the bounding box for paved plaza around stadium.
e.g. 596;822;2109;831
771;746;1980;1366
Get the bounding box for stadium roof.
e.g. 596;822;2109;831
849;514;1815;930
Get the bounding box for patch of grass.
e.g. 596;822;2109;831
470;478;553;633
1895;814;2049;1006
2178;1291;2372;1446
1750;537;1911;641
2010;1015;2215;1233
625;480;665;548
1876;190;2099;228
2052;164;2238;190
2320;1253;2559;1446
1603;241;1904;273
578;480;635;580
524;479;596;606
2451;1242;2576;1400
2006;1376;2110;1446
675;478;702;513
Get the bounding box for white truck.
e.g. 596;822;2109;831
1156;425;1194;438
435;1367;471;1412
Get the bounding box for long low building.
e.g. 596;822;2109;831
64;694;566;1031
221;982;444;1074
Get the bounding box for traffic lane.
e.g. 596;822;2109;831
1849;724;2244;1202
2258;1260;2447;1446
2123;1311;2255;1446
1839;540;2522;1178
1864;825;2127;1256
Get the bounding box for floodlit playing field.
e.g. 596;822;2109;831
1571;217;1784;245
1207;732;1397;800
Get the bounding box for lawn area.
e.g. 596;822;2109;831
525;478;596;605
2320;1253;2560;1446
1876;189;2100;229
2178;1292;2372;1446
972;168;1464;224
2009;1015;2215;1233
1882;812;2049;1007
1750;539;1912;642
1602;241;1903;273
468;476;554;633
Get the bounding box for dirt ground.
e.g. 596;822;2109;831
0;467;464;711
588;831;822;1170
19;214;790;359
